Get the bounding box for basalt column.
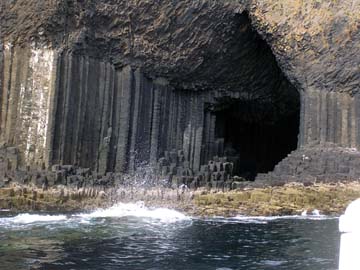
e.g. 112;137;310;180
0;44;56;168
263;89;360;183
148;88;206;172
50;52;118;171
0;46;208;175
0;42;3;122
299;89;358;149
128;70;154;172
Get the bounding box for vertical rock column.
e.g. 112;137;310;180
177;92;205;171
44;50;61;168
191;93;204;171
4;46;30;147
26;47;56;165
149;78;168;166
115;66;134;172
107;69;123;172
97;63;116;174
50;53;118;171
0;44;56;168
0;47;221;176
201;110;216;166
128;69;154;171
0;42;3;124
299;89;358;149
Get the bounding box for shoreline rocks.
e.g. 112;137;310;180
1;181;360;217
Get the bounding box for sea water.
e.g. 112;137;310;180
0;203;339;270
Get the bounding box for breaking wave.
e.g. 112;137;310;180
0;202;190;226
0;213;67;225
0;204;337;227
77;202;190;223
201;210;337;224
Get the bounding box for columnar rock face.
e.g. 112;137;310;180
257;89;360;183
0;0;359;184
299;90;359;149
0;45;237;176
0;44;56;167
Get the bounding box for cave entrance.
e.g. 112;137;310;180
196;12;301;181
210;94;300;181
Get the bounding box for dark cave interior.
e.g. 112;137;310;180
213;97;300;180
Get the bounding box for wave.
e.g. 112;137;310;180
0;204;337;227
0;213;67;225
76;202;190;223
0;202;190;226
233;215;337;222
201;211;337;224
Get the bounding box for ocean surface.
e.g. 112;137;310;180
0;203;340;270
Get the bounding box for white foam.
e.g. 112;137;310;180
261;260;287;266
76;202;190;223
0;203;190;227
233;214;333;222
0;204;333;227
301;209;322;217
0;213;67;225
203;213;336;224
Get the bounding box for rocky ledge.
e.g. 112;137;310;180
1;182;360;217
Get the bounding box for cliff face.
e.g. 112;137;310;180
0;0;359;185
250;0;360;94
2;0;359;93
0;45;55;166
248;0;360;182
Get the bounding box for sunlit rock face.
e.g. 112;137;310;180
0;43;56;167
0;0;359;183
